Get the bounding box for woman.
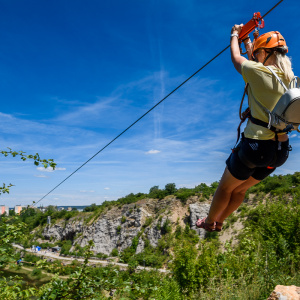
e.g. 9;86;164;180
196;24;294;232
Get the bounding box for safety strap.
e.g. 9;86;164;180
249;115;292;133
265;66;288;91
234;84;250;147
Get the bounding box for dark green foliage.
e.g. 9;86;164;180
83;203;98;212
111;248;119;257
117;192;147;205
143;217;153;228
131;236;139;252
121;215;126;224
149;188;167;200
19;207;78;234
175;182;218;204
194;182;218;199
172;243;198;293
60;240;72;255
149;185;159;194
175;188;195;204
31;268;42;278
248;173;300;197
161;218;172;234
96;252;108;260
171;196;300;298
245;199;300;267
165;183;177;195
175;225;182;239
116;225;121;234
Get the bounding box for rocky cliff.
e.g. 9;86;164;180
42;196;210;255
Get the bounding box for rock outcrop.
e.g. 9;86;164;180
189;202;210;239
42;197;210;255
267;285;300;300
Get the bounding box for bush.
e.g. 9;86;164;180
111;248;119;257
161;219;172;235
143;217;153;228
175;188;195;204
96;252;108;260
116;225;121;234
31;268;42;278
60;240;72;255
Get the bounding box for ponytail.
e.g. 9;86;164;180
274;51;294;82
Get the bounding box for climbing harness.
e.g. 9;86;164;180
234;26;300;147
235;57;300;149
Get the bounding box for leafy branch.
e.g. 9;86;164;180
0;148;57;195
0;183;14;195
0;148;56;169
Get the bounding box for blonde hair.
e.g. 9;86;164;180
274;51;294;82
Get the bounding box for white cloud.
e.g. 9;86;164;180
34;174;47;178
79;190;95;193
104;187;110;190
290;134;297;138
145;149;161;155
36;167;66;172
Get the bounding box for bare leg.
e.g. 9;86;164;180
205;167;246;224
216;176;260;223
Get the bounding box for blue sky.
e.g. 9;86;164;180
1;0;299;207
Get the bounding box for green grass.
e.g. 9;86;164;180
1;266;53;288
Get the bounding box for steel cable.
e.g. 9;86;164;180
34;0;285;206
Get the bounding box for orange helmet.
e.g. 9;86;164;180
252;31;288;54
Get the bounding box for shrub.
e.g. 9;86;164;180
143;217;153;228
60;240;72;255
161;219;172;235
116;225;121;234
31;268;42;278
111;248;119;257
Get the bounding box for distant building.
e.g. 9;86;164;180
67;207;72;211
14;205;26;215
0;205;9;216
39;206;46;213
57;207;65;211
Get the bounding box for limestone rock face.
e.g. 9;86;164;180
189;202;210;239
267;285;300;300
43;221;84;241
42;197;209;255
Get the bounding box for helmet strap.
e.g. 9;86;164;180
263;49;274;65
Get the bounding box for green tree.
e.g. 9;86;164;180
83;203;98;212
172;243;198;294
0;216;25;267
149;185;159;194
165;183;177;195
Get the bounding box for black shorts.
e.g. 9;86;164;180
226;135;291;181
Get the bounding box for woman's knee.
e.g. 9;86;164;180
216;183;238;196
231;187;247;198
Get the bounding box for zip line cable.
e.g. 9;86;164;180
34;0;284;206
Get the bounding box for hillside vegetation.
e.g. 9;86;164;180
1;172;300;299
